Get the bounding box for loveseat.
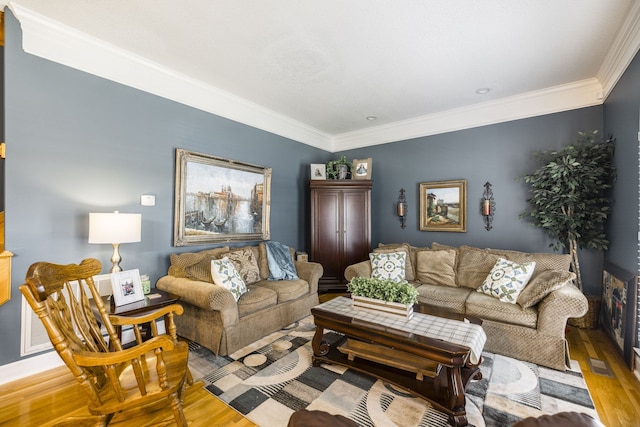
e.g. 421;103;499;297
157;242;322;355
344;242;588;370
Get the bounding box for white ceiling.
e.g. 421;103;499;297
4;1;640;152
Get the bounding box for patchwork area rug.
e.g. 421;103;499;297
188;317;599;426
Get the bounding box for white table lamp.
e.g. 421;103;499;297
89;212;142;273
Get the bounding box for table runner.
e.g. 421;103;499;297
315;296;487;364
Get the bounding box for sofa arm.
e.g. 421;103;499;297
295;261;323;294
344;260;372;282
537;283;588;336
156;276;239;326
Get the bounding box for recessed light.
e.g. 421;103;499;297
475;88;491;95
366;116;377;121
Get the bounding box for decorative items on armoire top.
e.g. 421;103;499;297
325;155;354;179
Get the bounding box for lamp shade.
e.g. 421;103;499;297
88;212;141;244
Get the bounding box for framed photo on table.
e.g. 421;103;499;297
110;269;144;307
419;179;467;232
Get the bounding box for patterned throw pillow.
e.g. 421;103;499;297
477;257;536;304
226;248;261;284
369;251;406;282
210;257;248;301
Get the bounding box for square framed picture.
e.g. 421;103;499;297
310;163;326;180
419;179;467;232
352;158;372;180
110;269;144;307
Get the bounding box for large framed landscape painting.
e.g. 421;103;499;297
174;149;271;246
419;179;467;232
600;260;638;368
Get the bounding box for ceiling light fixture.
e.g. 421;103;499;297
475;88;491;95
366;116;377;121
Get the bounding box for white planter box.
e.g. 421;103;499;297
352;295;414;319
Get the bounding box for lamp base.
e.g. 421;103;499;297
110;243;123;273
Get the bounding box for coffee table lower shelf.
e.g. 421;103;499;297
313;336;479;426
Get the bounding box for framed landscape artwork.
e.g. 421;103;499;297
174;149;272;246
600;260;638;368
419;179;467;232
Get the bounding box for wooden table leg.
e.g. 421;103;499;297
312;324;329;366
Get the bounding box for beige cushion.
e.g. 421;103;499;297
415;283;471;314
257;242;270;279
255;279;309;303
375;243;414;281
237;285;277;317
431;242;457;250
466;291;538;328
456;245;501;289
486;248;571;275
169;246;229;278
517;270;576;308
227;247;261;284
415;249;457;287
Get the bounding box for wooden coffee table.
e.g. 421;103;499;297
311;297;486;427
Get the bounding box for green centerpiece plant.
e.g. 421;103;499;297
347;277;419;305
519;130;615;292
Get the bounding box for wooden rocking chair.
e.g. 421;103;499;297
20;258;193;426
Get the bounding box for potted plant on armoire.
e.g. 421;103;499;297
520;130;616;328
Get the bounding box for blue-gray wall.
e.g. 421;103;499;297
1;8;638;368
0;12;327;365
604;51;640;275
338;107;605;296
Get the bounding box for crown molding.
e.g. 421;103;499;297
597;1;640;99
7;2;638;153
9;3;332;150
330;79;603;151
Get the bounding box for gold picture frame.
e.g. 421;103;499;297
352;158;372;180
419;179;467;232
174;149;271;246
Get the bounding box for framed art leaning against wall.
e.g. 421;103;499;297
174;149;272;246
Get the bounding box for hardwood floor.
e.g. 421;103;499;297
0;318;637;426
566;325;640;427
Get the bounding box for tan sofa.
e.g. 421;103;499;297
157;243;322;355
344;243;588;371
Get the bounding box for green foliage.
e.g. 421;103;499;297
519;130;615;252
326;155;354;179
347;277;419;304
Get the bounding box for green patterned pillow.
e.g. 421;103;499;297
477;257;536;304
210;257;248;301
369;251;406;282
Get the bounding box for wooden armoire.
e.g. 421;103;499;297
310;180;372;292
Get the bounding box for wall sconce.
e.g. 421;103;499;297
89;211;142;273
481;182;495;231
397;188;407;229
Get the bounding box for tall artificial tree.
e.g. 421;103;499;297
520;131;615;291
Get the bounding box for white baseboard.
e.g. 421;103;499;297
0;351;64;386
